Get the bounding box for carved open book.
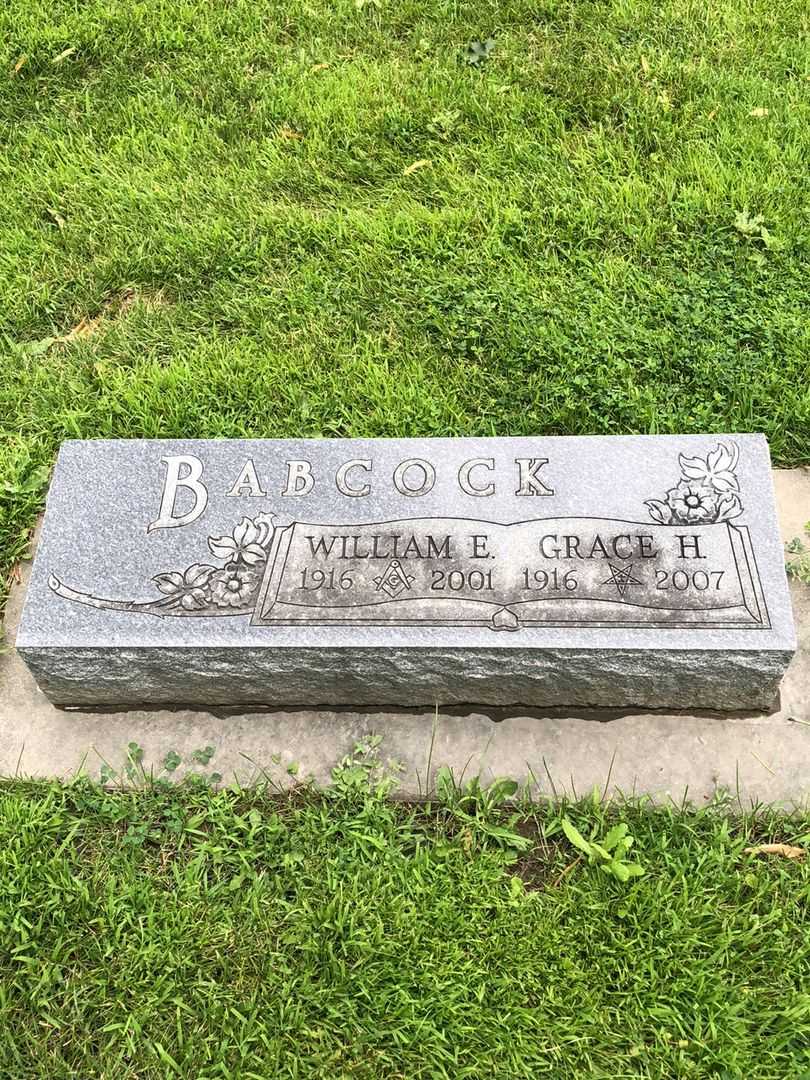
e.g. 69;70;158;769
253;516;769;631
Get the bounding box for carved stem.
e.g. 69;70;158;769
47;573;176;618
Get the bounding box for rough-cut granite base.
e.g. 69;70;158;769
18;645;792;711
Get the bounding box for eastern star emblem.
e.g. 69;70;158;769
373;559;415;599
600;562;644;599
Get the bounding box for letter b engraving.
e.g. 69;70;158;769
148;455;208;532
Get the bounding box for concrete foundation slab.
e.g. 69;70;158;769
2;469;809;805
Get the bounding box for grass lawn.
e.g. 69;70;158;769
1;4;809;1075
0;761;809;1079
1;0;809;610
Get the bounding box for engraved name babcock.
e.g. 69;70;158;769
47;440;769;632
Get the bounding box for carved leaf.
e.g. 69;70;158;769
180;589;208;610
680;442;740;493
233;518;259;546
711;442;738;473
645;499;672;525
208;535;237;560
707;445;724;473
252;512;276;547
240;543;268;565
678;454;710;481
152;572;184;595
715;494;743;521
184;563;216;587
709;470;739;493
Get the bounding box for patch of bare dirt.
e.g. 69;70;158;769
55;287;170;345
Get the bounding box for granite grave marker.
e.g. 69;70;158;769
16;435;795;709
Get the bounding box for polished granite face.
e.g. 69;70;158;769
15;435;796;708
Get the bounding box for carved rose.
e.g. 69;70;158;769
134;514;277;615
648;441;743;526
666;480;718;523
209;566;260;608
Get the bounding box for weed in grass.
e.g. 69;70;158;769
96;741;224;791
434;765;532;852
560;815;645;883
786;522;810;585
464;38;496;67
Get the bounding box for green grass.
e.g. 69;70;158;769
0;759;808;1079
1;0;809;610
1;8;808;1072
1;9;809;1064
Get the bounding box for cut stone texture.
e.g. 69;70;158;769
16;435;796;709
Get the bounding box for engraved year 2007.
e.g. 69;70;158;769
655;569;725;591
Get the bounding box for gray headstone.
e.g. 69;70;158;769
16;435;795;710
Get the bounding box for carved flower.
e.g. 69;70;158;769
666;480;719;523
209;566;259;608
208;515;274;565
678;442;739;493
647;441;743;526
152;564;216;610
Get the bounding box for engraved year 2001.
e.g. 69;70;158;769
655;569;725;591
430;568;494;592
